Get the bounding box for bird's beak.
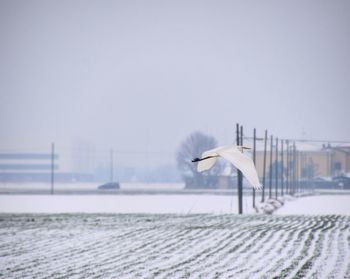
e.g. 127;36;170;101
238;146;251;152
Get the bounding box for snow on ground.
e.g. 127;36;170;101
1;193;350;278
0;194;256;214
0;214;349;278
1;193;350;215
275;195;350;215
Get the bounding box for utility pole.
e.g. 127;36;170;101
51;142;55;195
299;152;302;193
269;135;273;199
110;149;114;182
281;140;284;196
293;142;296;195
240;125;244;213
275;137;278;199
286;140;289;195
252;128;256;208
261;130;268;203
236;123;243;214
296;146;299;194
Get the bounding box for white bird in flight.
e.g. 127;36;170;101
192;145;262;190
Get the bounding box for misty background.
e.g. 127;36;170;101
0;0;349;182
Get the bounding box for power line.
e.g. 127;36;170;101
244;136;350;144
280;138;350;144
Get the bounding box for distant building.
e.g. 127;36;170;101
255;144;350;180
331;146;350;176
0;153;58;182
0;152;93;182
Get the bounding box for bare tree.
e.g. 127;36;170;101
176;131;223;188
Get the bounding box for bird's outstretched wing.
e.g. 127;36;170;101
197;149;219;172
217;146;262;190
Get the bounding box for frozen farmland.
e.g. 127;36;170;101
1;213;349;278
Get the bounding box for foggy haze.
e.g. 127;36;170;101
1;0;349;168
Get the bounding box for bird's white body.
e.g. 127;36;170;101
196;145;262;190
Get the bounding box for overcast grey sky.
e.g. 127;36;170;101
1;0;349;165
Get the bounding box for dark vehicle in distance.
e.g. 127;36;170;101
98;182;120;190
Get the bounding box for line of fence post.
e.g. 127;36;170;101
232;126;307;213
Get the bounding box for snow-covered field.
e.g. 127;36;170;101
0;195;257;214
1;194;350;278
0;213;349;278
275;195;350;215
1;194;350;215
